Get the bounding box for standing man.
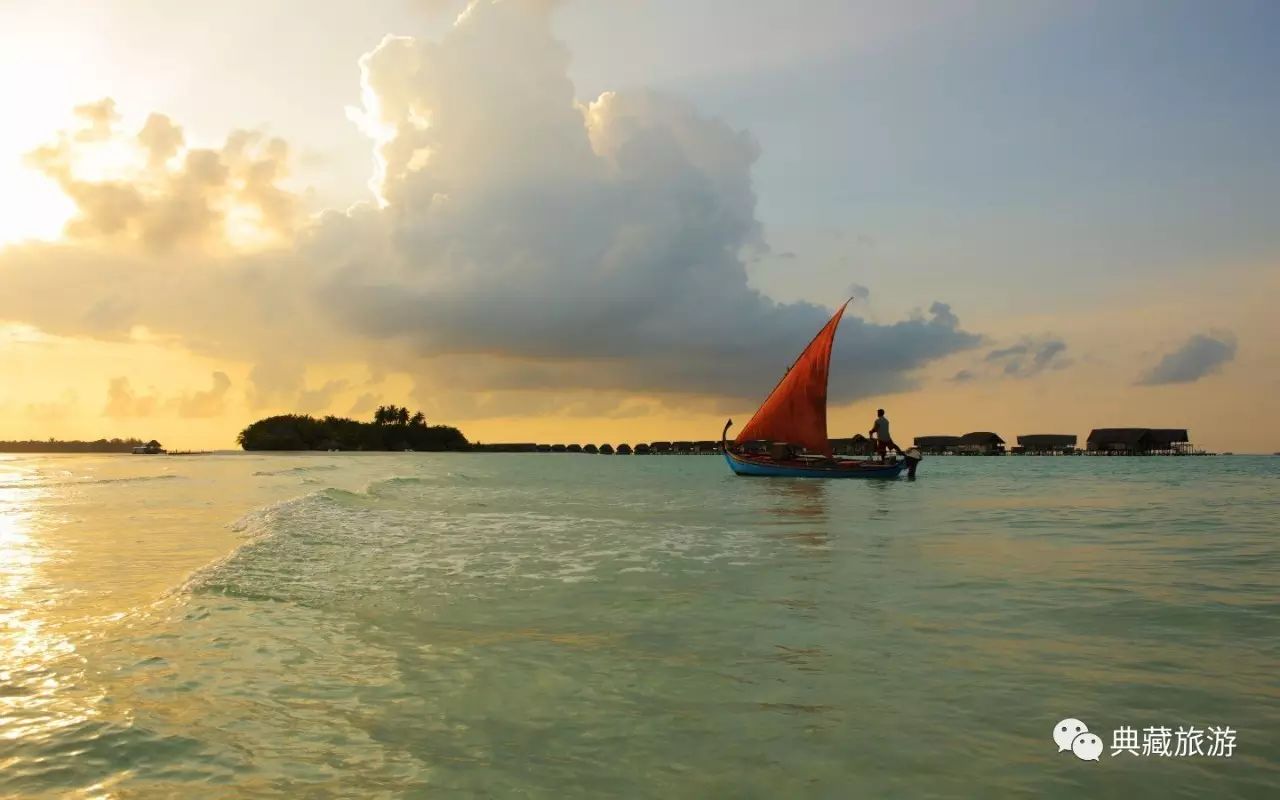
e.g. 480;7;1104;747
869;408;901;459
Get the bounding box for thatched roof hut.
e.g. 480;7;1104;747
650;441;672;454
959;432;1005;454
599;444;614;455
566;444;582;453
583;444;598;454
1148;429;1190;448
476;442;538;453
1087;428;1189;453
961;431;1004;445
633;443;651;455
1017;434;1076;448
616;443;632;455
551;444;567;453
1016;434;1076;453
1087;428;1146;450
913;435;961;454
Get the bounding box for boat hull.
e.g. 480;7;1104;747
723;449;909;479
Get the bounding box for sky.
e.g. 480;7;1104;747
0;0;1276;452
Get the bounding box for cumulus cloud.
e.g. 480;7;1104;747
138;113;185;168
72;99;120;143
247;360;315;410
347;392;380;417
103;372;232;417
297;379;351;413
314;1;980;403
1138;332;1237;385
174;371;233;417
23;104;299;253
0;0;983;419
104;377;161;417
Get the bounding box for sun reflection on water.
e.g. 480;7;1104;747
0;464;102;782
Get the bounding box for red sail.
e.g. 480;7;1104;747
735;302;848;457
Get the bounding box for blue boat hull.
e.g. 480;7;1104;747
723;450;908;479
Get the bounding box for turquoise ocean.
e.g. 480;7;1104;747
1;452;1277;798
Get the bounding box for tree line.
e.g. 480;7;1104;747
0;438;150;453
237;407;468;451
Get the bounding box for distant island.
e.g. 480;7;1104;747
0;437;154;453
237;405;469;451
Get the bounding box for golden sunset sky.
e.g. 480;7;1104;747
1;0;1276;452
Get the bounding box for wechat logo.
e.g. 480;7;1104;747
1054;718;1102;762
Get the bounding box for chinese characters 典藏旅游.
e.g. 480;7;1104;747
1109;725;1236;758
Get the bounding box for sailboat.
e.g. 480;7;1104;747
722;300;921;479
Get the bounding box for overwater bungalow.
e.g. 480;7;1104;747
536;444;552;453
649;441;672;454
913;435;961;455
566;444;582;453
1014;434;1077;454
616;443;633;455
958;432;1005;455
1086;428;1191;454
693;440;718;454
599;444;615;455
633;443;651;455
1147;428;1192;453
131;439;166;455
551;444;567;453
672;441;694;454
583;444;598;454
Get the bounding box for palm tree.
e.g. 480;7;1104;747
396;406;410;425
373;406;389;425
410;411;426;427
